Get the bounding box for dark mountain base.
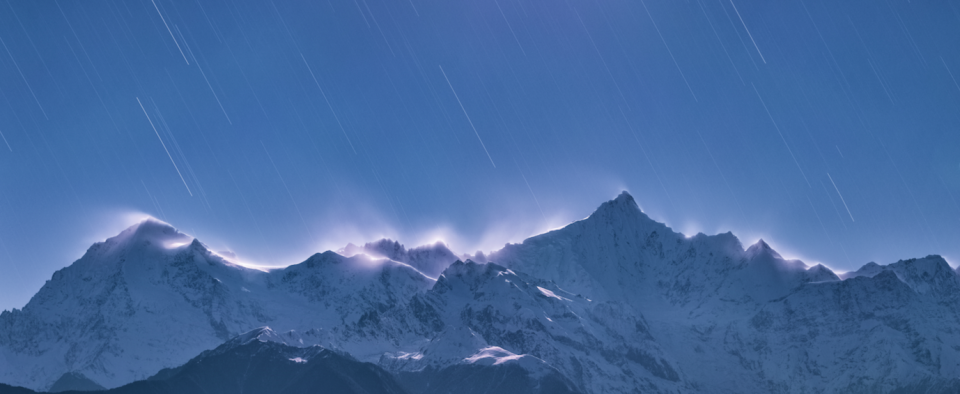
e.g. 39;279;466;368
48;373;105;393
0;337;408;394
0;384;34;394
117;340;407;394
397;364;582;394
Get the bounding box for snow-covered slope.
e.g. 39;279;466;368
0;219;433;390
487;192;960;392
2;192;959;393
368;260;684;392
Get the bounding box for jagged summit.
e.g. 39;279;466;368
885;255;958;294
589;191;643;219
892;254;951;272
750;238;770;249
745;239;783;260
490;192;839;307
841;256;955;292
590;194;794;265
339;238;459;278
578;191;676;239
364;239;407;258
613;190;636;204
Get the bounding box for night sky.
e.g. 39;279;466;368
1;0;958;311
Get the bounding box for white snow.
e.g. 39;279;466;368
464;347;524;365
395;352;423;361
536;286;569;301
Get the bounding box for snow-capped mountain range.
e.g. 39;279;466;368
2;192;959;393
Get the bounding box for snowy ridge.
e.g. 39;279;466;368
488;192;960;392
340;239;460;279
0;219;433;390
2;193;960;393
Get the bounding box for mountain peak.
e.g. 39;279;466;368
745;239;782;260
614;190;635;203
889;255;952;275
106;218;193;252
367;239;409;260
599;191;640;211
885;255;958;294
221;327;316;350
128;217;181;237
585;190;649;225
806;264;840;282
47;371;105;393
337;238;458;278
234;326;280;346
63;218;197;276
752;238;770;250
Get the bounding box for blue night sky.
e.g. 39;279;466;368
0;0;958;311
